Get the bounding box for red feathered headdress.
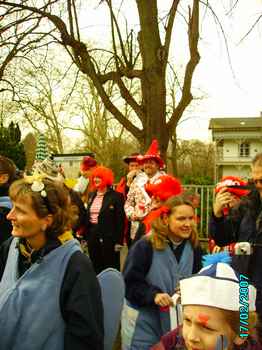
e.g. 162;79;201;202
215;176;250;197
145;175;183;201
91;166;114;190
142;139;164;169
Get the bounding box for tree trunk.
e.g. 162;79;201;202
136;0;169;159
171;133;178;176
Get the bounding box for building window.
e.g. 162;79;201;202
216;139;224;160
239;142;250;157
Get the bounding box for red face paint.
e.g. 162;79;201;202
197;313;209;327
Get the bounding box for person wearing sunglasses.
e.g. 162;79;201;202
209;152;262;324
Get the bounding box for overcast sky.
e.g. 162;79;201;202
81;1;262;142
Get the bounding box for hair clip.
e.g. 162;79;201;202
24;173;47;198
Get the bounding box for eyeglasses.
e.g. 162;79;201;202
253;179;262;185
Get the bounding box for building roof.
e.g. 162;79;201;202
52;152;95;158
209;117;262;130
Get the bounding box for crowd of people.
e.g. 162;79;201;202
0;138;261;350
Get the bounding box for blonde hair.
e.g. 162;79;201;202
147;194;199;250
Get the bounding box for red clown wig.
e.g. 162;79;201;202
143;175;183;233
91;166;114;190
215;176;250;197
145;175;183;201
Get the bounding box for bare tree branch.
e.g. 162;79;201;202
163;0;179;69
168;0;200;133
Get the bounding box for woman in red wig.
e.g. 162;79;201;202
86;166;125;274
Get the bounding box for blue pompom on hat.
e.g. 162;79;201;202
180;252;256;311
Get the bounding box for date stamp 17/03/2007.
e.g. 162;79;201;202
239;274;249;338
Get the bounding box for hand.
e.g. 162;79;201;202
213;187;233;218
114;244;123;252
154;293;174;307
130;214;140;221
127;170;138;186
212;245;221;253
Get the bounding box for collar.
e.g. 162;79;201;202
19;230;74;263
168;238;184;250
148;171;165;184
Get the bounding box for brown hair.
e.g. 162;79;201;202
256;313;262;343
222;309;257;338
9;177;77;239
148;194;199;250
0;156;16;184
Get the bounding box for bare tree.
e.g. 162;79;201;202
176;139;215;181
68;73;139;157
0;0;203;158
8;54;80;153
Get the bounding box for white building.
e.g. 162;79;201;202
209;116;262;182
52;152;94;178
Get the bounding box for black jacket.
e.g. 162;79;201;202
209;189;262;288
86;188;125;244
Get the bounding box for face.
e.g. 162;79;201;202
191;195;200;209
143;159;159;177
7;196;50;242
166;204;195;242
183;305;239;350
251;165;262;197
81;167;94;178
128;161;139;172
151;197;162;209
0;173;9;185
93;176;103;189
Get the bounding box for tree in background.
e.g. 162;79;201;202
22;132;37;172
70;74;140;179
0;0;201;159
176;140;215;184
10;57;81;154
0;122;26;170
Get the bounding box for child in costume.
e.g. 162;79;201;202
151;252;260;350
